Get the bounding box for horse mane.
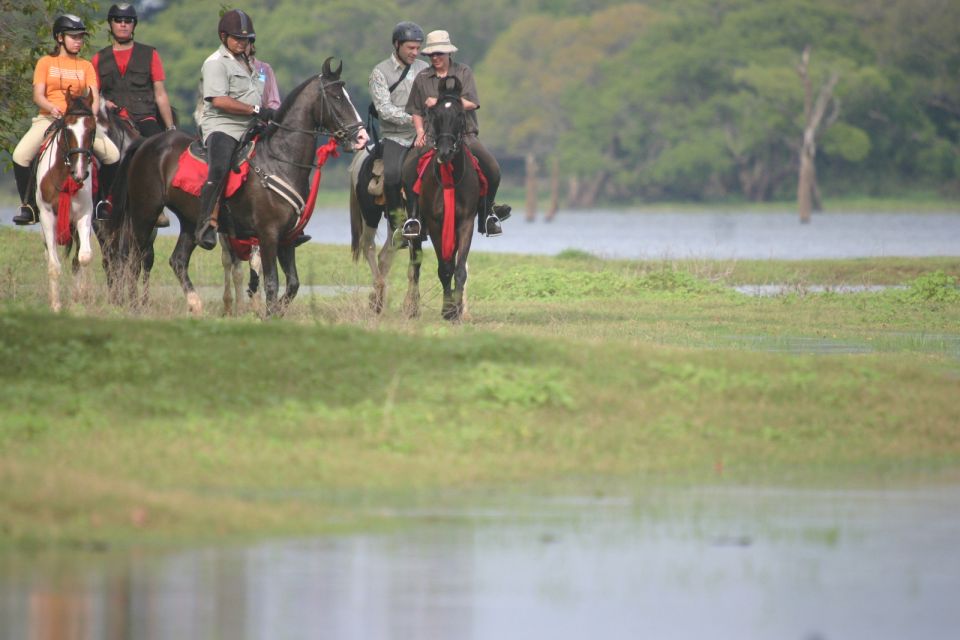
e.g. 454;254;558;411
272;75;315;124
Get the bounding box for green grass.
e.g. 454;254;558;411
1;226;959;548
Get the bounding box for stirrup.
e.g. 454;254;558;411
94;200;112;221
401;218;421;239
484;214;503;237
13;203;37;226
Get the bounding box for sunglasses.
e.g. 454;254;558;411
112;18;135;24
427;52;447;58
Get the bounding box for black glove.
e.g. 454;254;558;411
256;106;276;122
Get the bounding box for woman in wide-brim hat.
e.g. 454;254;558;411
402;30;511;238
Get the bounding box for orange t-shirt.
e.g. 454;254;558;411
33;53;99;115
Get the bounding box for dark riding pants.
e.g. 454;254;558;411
199;131;238;221
381;138;410;219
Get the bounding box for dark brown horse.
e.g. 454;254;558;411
103;58;366;316
401;76;481;321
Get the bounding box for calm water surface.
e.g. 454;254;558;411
2;485;959;640
3;207;958;259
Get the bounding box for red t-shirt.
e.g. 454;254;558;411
92;47;166;81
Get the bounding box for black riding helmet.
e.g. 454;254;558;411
107;3;138;24
218;9;256;40
52;14;87;40
392;21;424;46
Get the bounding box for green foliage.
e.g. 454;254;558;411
3;0;958;201
903;270;960;304
0;0;101;159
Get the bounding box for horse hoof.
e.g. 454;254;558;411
186;291;203;315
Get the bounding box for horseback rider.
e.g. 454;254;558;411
92;3;176;223
404;29;511;237
195;9;271;251
11;15;121;226
93;3;176;138
368;21;429;240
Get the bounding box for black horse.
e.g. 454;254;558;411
104;58;366;316
401;76;482;321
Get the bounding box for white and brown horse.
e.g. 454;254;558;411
35;89;97;312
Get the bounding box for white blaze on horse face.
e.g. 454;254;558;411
66;118;91;183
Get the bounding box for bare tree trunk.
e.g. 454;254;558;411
524;153;539;222
566;175;581;208
524;152;538;222
545;157;560;222
797;45;840;224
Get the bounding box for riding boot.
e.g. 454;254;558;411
196;181;220;250
12;163;37;225
95;162;118;220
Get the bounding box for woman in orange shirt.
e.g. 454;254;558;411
12;14;120;225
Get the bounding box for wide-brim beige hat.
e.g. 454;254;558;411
422;30;458;55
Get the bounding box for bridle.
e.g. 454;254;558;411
56;113;96;167
265;74;362;169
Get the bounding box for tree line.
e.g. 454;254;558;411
3;0;958;207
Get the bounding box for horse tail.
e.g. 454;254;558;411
349;183;362;262
105;135;150;268
109;136;148;229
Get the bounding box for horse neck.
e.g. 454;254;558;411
262;80;325;182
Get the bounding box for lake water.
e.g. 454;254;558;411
2;485;959;640
3;207;959;259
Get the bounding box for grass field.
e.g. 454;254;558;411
1;226;958;548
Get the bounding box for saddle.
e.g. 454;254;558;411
172;135;257;199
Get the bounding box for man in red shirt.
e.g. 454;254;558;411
92;3;175;222
92;3;175;137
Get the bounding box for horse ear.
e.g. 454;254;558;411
321;57;342;79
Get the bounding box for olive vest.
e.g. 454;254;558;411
97;43;157;119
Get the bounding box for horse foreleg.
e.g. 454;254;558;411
259;240;282;317
438;258;457;321
72;210;94;304
140;230;156;308
170;232;203;315
359;224;385;312
219;236;241;316
403;239;423;319
248;246;264;316
38;207;63;312
450;222;475;322
277;243;299;315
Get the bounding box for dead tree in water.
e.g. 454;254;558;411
797;45;840;224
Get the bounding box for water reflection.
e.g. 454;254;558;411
2;485;959;640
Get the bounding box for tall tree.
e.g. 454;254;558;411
0;0;100;158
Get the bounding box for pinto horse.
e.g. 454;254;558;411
34;89;98;312
104;58;366;316
348;147;410;314
401;76;483;321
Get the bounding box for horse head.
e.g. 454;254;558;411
429;76;466;165
315;56;366;151
62;88;96;184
